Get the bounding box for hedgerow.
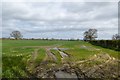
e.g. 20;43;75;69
89;40;120;51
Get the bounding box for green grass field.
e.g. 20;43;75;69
1;40;119;78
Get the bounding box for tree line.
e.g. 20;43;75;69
5;29;120;40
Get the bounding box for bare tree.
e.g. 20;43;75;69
83;29;97;41
10;31;23;40
112;34;120;40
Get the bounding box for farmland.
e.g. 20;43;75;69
2;40;120;79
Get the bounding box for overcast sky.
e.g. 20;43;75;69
1;0;118;39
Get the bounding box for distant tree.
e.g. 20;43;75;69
83;29;97;41
31;38;34;40
10;31;23;40
112;34;120;40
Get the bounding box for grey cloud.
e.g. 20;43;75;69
2;2;118;39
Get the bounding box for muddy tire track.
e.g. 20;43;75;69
32;49;39;60
45;48;57;62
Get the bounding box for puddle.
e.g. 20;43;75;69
52;47;69;51
52;47;58;50
58;48;69;51
55;71;78;79
59;51;68;58
49;52;57;61
51;47;69;58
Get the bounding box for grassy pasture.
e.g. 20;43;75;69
1;40;119;78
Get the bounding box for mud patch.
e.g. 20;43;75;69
34;53;119;79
